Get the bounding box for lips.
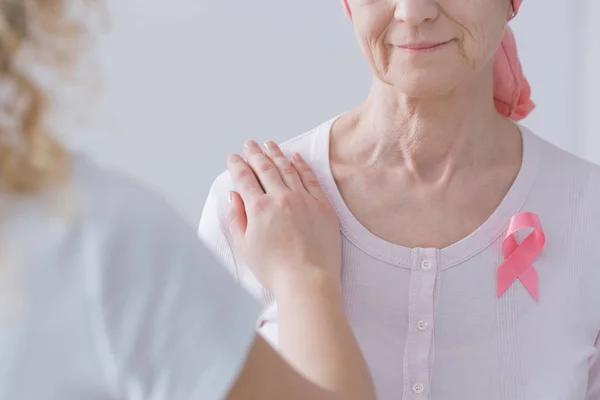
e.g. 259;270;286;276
395;40;452;51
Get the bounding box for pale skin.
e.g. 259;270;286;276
245;0;524;249
330;0;523;249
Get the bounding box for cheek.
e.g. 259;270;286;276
462;19;507;70
459;23;490;69
352;5;395;70
451;1;509;68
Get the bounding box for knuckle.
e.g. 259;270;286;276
251;196;271;213
277;193;296;209
227;154;244;166
235;166;254;181
305;177;320;188
321;202;335;215
298;160;312;171
279;163;296;176
258;161;276;173
269;150;286;158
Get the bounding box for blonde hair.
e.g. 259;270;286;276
0;0;97;194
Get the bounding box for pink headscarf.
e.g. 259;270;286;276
494;0;534;120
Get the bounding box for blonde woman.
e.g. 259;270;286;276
0;1;375;399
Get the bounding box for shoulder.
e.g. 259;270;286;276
199;117;336;302
529;128;600;181
524;127;600;203
201;116;334;235
69;157;262;399
526;128;600;228
278;118;332;155
528;129;600;298
70;154;261;333
2;155;191;261
72;155;182;225
71;155;201;254
70;155;210;278
3;155;261;399
206;116;335;199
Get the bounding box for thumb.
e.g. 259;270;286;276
226;191;247;250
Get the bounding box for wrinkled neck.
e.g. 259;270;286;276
339;67;519;182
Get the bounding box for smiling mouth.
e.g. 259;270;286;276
395;40;452;53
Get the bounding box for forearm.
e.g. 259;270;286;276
273;269;376;400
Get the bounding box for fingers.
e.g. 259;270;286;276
227;154;264;201
244;140;287;193
263;141;304;192
290;152;327;201
226;191;247;249
232;140;324;202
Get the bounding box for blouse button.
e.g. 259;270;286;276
421;260;432;270
412;382;425;394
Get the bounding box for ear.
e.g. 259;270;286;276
507;5;516;21
508;0;521;20
341;0;352;20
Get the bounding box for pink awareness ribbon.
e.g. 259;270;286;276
497;212;545;301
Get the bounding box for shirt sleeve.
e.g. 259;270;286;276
198;173;242;283
587;331;600;399
585;169;600;399
90;179;262;400
198;174;278;344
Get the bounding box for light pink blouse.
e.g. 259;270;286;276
199;117;600;400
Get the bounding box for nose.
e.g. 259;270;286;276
394;0;439;26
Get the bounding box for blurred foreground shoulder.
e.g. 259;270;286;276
70;156;262;400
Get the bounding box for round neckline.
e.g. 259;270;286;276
312;115;541;269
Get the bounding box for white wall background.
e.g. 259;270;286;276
65;0;600;225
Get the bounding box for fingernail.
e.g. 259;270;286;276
264;140;278;151
291;152;301;163
244;140;258;149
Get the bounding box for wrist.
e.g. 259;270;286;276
270;266;342;302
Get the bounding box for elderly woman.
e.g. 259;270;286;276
199;0;600;399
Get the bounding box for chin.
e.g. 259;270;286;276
384;65;467;99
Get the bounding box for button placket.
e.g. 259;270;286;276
403;249;438;399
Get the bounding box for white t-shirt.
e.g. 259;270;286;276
199;116;600;400
0;156;260;400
